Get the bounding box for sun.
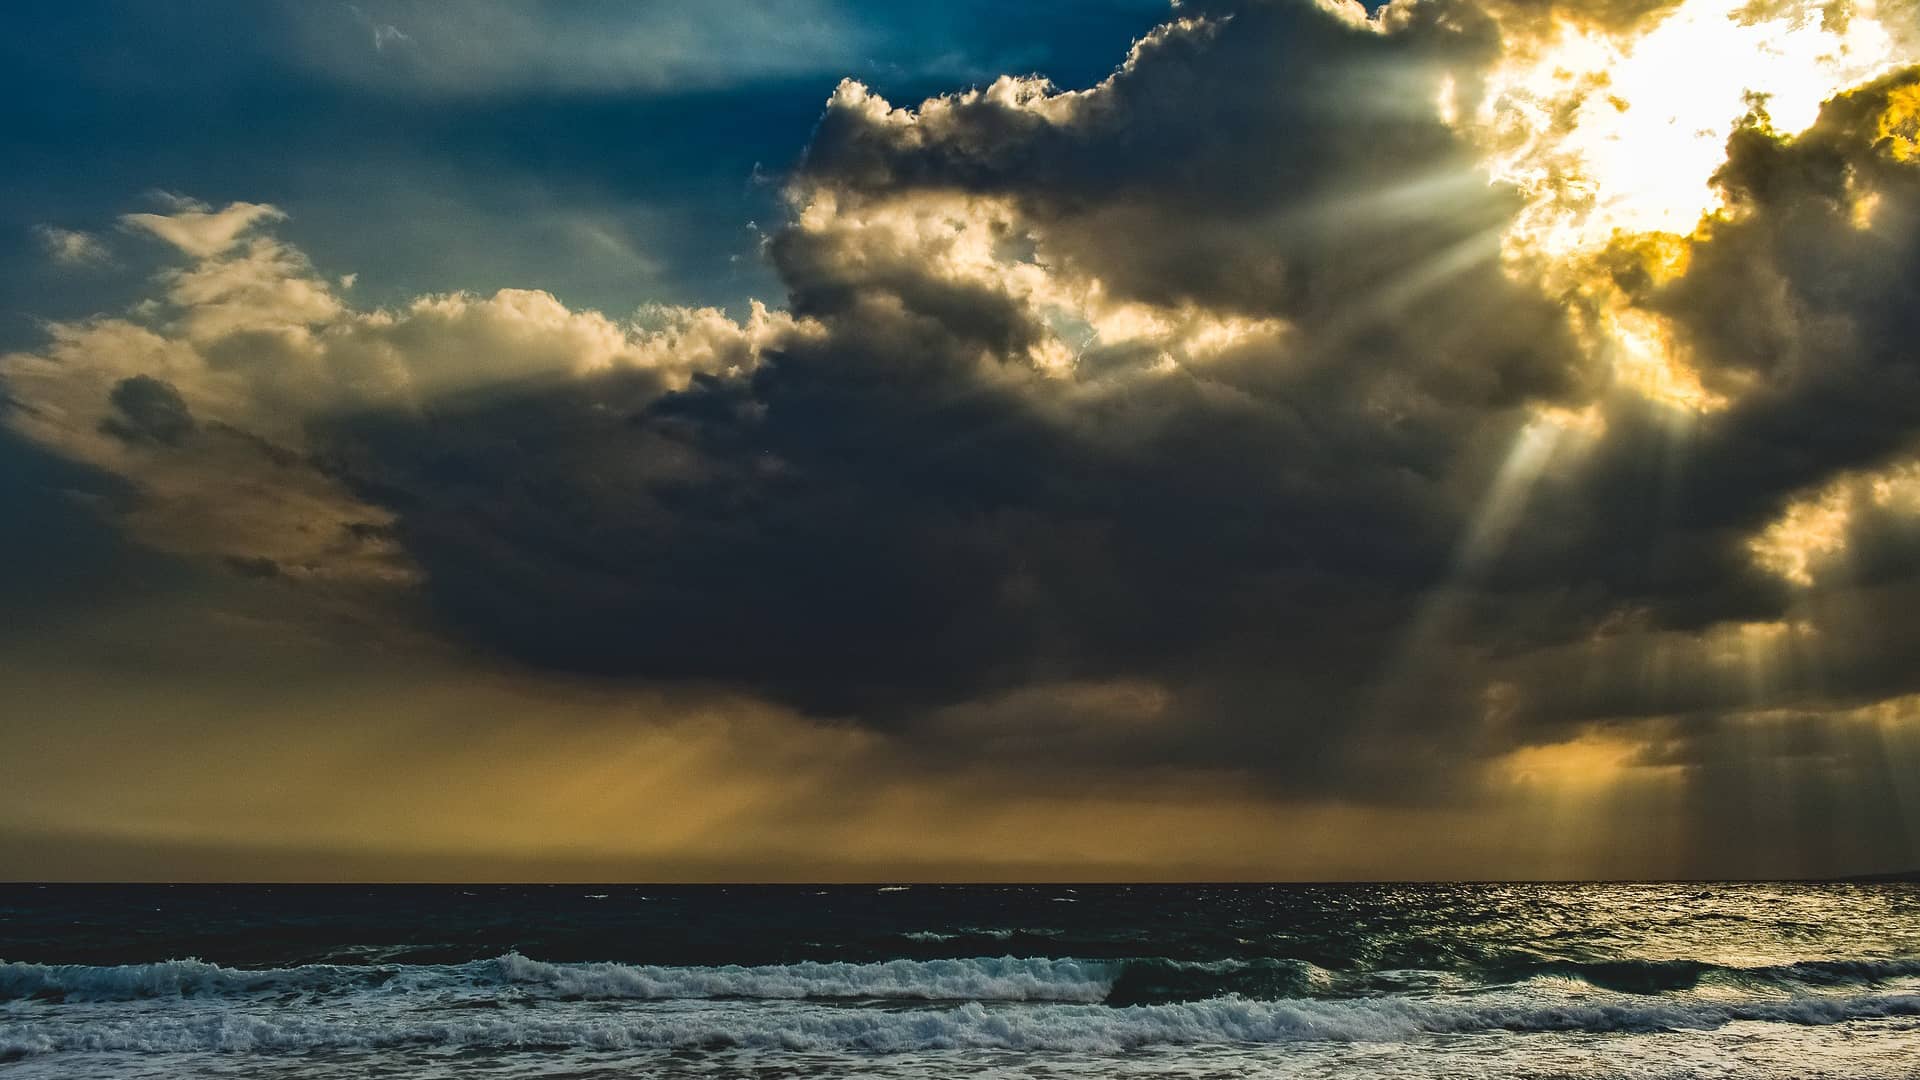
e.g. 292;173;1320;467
1475;0;1903;263
1445;0;1907;415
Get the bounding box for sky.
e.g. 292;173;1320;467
2;0;1919;882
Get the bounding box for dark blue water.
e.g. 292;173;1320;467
4;882;1920;1077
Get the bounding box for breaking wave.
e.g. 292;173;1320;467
487;954;1112;1002
4;990;1920;1058
8;953;1920;1006
1491;957;1920;995
0;959;373;1002
0;955;1115;1004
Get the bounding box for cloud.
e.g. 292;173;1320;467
234;0;1584;795
6;0;1920;851
2;202;807;591
100;375;196;447
33;225;111;268
1492;68;1920;637
120;198;286;259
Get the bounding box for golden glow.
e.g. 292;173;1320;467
1750;461;1920;585
1464;0;1907;416
1851;189;1885;228
1751;482;1856;586
1477;0;1902;261
1882;82;1920;160
1494;729;1651;792
1611;230;1694;286
0;606;1667;882
1872;462;1920;511
1549;231;1729;412
1602;303;1725;412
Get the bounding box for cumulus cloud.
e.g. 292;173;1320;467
214;0;1577;794
1484;68;1920;638
120;198;286;259
7;0;1920;834
2;202;806;589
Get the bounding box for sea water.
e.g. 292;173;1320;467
3;882;1918;1077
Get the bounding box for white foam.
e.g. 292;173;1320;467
0;955;1117;1004
0;959;362;1002
487;953;1114;1002
10;952;1920;1007
4;988;1919;1057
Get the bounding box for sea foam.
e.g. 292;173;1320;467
9;952;1920;1005
5;988;1920;1057
487;953;1113;1002
0;955;1116;1004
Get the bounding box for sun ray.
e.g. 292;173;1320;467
1447;0;1909;418
1476;0;1903;261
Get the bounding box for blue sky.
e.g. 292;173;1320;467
2;0;1169;349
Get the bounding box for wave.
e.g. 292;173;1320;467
0;955;1115;1005
1105;958;1333;1006
487;954;1112;1002
7;953;1920;1006
5;990;1920;1058
1775;958;1920;984
1100;955;1920;1003
0;959;383;1003
1491;957;1920;995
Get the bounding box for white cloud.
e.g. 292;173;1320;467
33;225;112;268
121;200;286;259
1;197;811;583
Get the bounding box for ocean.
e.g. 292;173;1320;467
3;882;1919;1078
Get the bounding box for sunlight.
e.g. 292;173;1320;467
1456;405;1605;573
1494;729;1649;792
1703;619;1811;704
1882;82;1920;160
1460;0;1905;419
1751;482;1856;586
1600;303;1725;413
1478;0;1902;261
1750;460;1920;586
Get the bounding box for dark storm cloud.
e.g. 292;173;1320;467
799;0;1508;317
1400;68;1920;741
299;12;1920;797
1492;71;1920;626
291;0;1608;794
1667;71;1920;473
10;0;1920;819
0;421;197;640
